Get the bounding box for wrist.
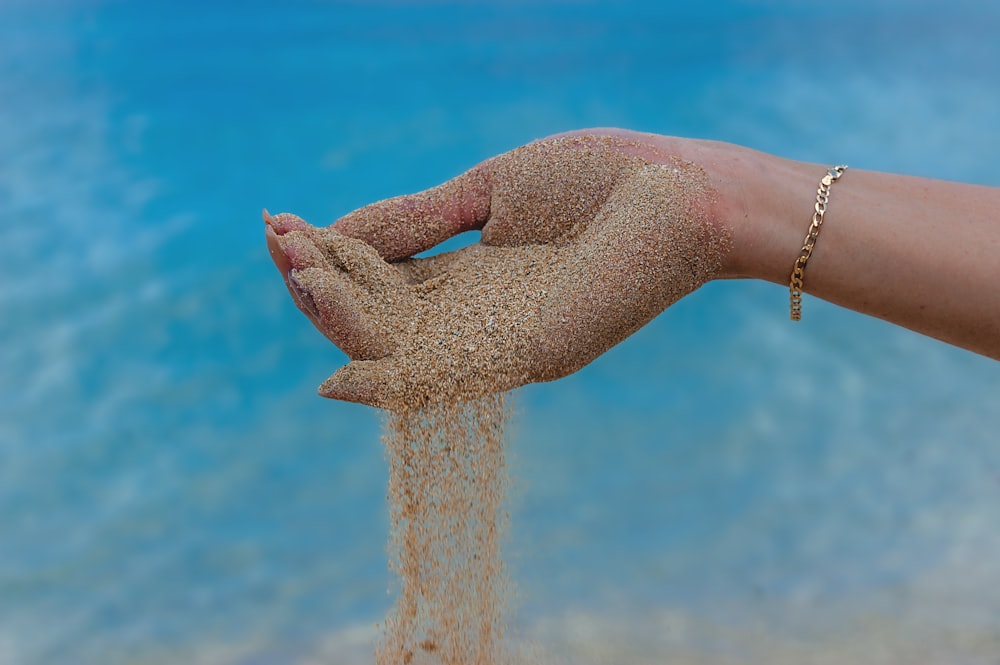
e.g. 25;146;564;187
707;146;821;284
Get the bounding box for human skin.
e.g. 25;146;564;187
265;128;1000;407
265;133;730;409
686;131;1000;359
553;130;1000;360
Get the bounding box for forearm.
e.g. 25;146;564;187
717;146;1000;359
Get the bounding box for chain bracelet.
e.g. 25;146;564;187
789;165;848;321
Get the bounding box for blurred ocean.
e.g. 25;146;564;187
1;1;999;663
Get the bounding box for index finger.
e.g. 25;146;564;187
332;162;492;262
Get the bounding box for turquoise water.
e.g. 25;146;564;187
2;1;999;663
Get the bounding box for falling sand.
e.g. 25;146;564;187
266;135;732;665
377;396;511;665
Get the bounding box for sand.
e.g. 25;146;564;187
376;396;511;665
270;135;731;411
268;134;732;665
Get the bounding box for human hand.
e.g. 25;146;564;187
265;131;733;410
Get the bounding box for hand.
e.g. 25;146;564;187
265;131;733;410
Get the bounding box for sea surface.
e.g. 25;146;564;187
2;1;999;664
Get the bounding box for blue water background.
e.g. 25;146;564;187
2;1;999;663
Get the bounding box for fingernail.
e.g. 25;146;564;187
266;226;292;275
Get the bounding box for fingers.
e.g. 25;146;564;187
289;267;397;360
313;228;409;294
263;208;308;235
265;210;311;277
266;224;292;275
266;217;412;361
332;163;492;261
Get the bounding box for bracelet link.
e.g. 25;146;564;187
789;165;848;321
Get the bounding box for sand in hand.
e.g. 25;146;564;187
266;135;731;664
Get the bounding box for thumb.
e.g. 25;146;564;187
332;162;491;262
318;359;405;411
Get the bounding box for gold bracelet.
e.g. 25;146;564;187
789;165;848;321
